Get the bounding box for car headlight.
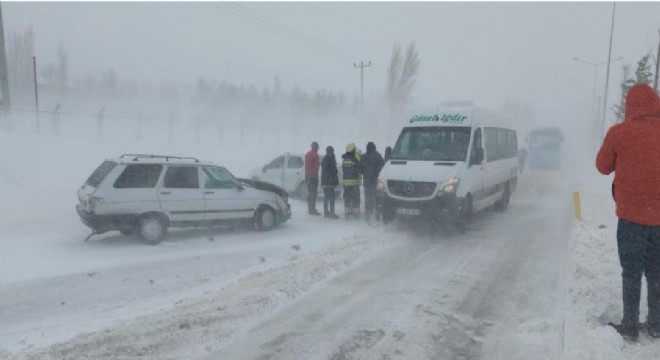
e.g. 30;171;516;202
441;177;460;194
376;174;386;191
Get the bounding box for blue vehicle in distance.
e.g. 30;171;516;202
525;127;564;171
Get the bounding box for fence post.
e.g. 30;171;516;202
573;191;582;221
97;107;105;142
52;104;60;136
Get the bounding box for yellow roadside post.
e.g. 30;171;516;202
573;191;582;221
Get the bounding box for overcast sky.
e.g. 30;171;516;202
3;1;660;123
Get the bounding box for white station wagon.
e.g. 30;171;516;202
76;154;291;244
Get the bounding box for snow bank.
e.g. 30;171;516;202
564;171;660;359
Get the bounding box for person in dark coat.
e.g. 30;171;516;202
342;143;362;219
597;83;660;340
361;142;385;223
321;146;340;219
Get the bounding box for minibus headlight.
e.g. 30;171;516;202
441;177;460;194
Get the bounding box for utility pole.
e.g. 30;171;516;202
0;2;11;114
353;61;371;107
654;29;660;92
601;2;616;141
33;56;40;133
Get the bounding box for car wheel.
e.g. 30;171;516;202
137;214;167;245
495;182;510;211
255;206;277;231
456;195;473;233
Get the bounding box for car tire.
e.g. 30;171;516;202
456;195;473;233
495;182;510;211
137;214;167;245
255;206;277;231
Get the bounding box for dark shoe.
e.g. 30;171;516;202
329;214;340;219
608;322;639;341
309;210;321;216
648;324;660;338
324;213;330;218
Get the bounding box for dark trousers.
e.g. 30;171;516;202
364;185;377;220
343;186;361;214
323;187;336;215
306;177;318;213
617;219;660;328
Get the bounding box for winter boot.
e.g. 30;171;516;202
608;322;639;341
648;323;660;338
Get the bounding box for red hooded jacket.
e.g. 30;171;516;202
596;83;660;225
305;149;320;179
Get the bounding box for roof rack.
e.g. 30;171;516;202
120;154;200;163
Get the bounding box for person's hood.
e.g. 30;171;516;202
366;142;376;153
625;83;660;121
326;146;334;154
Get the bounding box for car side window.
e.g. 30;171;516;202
164;166;199;189
269;156;286;169
288;156;304;169
114;164;163;188
203;167;237;189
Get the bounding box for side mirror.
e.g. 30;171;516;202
262;165;268;173
471;148;484;166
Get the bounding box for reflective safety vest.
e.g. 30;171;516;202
342;152;361;187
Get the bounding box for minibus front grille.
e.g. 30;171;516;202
387;181;437;198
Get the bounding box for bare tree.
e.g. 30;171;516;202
7;26;34;101
42;44;68;91
385;41;419;114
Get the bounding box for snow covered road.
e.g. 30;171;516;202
1;174;573;360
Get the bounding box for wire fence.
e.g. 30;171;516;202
0;103;389;154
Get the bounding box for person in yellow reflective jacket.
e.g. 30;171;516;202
342;143;362;219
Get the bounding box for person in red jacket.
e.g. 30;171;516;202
305;141;321;215
597;83;660;340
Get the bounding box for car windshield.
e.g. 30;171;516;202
391;126;471;162
85;160;117;187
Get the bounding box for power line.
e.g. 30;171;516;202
205;2;352;62
227;2;352;60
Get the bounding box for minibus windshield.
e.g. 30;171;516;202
391;126;471;162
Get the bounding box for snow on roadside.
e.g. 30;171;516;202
3;227;405;360
564;172;660;359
